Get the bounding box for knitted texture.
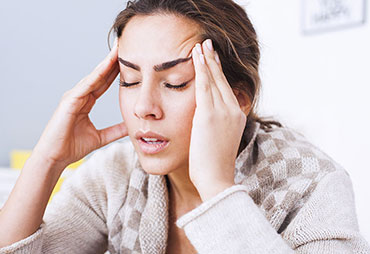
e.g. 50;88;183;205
1;122;369;254
107;166;169;254
234;122;338;232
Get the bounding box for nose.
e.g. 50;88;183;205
134;83;163;120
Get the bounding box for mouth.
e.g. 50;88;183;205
135;131;170;155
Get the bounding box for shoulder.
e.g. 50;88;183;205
254;125;343;177
237;123;344;183
48;138;138;223
236;123;349;231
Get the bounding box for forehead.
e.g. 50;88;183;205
118;14;202;66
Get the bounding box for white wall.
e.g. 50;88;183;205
0;0;124;166
243;0;370;242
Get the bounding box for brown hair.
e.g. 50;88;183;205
110;0;281;155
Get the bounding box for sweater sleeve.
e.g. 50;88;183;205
0;148;118;254
176;169;370;253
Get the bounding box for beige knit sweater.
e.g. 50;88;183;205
1;122;369;254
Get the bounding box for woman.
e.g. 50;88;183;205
0;0;369;253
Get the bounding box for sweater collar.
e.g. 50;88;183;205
120;121;260;253
234;121;260;183
138;172;169;254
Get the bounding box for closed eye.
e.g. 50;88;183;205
165;81;189;89
119;81;190;90
119;81;140;87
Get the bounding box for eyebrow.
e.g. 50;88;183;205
118;56;192;72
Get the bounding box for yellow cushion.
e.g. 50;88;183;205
10;150;84;170
10;150;84;203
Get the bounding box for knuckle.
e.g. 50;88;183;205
76;76;90;89
214;72;225;83
204;50;214;60
237;110;247;124
197;81;210;92
230;107;244;119
216;109;228;121
94;61;104;71
97;71;105;81
62;90;72;100
100;71;110;84
109;56;116;64
204;111;216;124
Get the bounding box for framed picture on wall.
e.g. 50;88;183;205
302;0;367;34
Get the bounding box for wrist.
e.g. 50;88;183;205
24;153;66;181
197;181;234;202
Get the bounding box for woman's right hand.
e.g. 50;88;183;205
0;40;128;249
32;40;127;171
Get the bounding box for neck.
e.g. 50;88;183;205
166;166;202;210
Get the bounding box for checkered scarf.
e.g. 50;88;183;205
107;122;338;253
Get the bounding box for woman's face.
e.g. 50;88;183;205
118;14;202;175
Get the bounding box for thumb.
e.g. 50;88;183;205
98;122;128;147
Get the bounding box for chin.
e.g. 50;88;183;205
137;155;176;175
140;161;173;175
136;150;190;176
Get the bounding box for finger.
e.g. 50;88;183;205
65;57;119;115
91;62;119;99
74;40;119;98
69;63;119;115
197;41;224;106
98;122;128;147
192;44;214;109
202;39;239;106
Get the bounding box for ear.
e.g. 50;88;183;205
232;88;251;116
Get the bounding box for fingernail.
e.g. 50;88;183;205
199;53;205;65
206;39;213;51
215;52;220;64
196;43;202;54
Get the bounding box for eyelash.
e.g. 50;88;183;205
119;81;189;90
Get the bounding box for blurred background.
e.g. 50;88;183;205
0;0;369;242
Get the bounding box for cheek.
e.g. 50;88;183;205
118;89;134;125
168;90;196;135
175;97;195;124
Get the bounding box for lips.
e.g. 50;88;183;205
135;130;169;154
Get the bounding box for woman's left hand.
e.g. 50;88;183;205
189;39;247;201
